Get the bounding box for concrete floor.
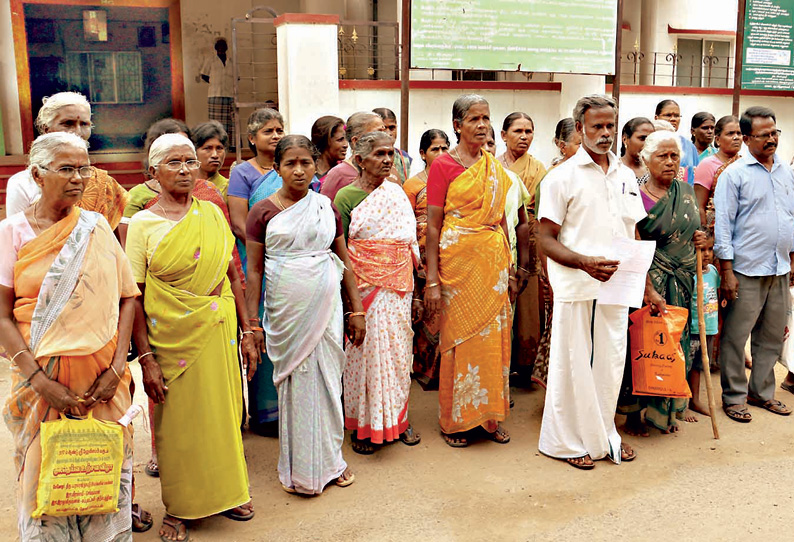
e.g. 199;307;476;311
1;359;793;542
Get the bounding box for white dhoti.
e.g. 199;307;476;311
538;300;628;463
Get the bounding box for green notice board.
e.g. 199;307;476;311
742;0;794;90
411;0;618;75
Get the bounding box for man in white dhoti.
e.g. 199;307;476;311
537;95;647;469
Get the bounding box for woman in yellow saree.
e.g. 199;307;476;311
425;95;517;448
126;134;257;542
1;133;139;541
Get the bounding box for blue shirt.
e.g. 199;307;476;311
714;153;794;276
691;264;720;335
679;135;700;186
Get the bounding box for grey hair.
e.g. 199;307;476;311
452;94;488;125
572;94;617;125
345;112;381;143
35;92;92;134
640;130;682;164
28;132;89;175
652;119;675;132
148;133;196;168
352;131;393;171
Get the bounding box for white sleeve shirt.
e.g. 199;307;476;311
5;170;40;216
538;147;646;302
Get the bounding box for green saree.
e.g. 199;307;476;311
638;180;700;431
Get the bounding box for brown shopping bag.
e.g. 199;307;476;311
33;411;123;518
629;304;691;398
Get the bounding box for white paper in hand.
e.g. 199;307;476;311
598;237;656;308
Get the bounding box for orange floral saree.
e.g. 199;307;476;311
3;208;138;541
438;152;512;434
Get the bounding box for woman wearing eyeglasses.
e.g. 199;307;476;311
126;134;257;541
1;132;140;541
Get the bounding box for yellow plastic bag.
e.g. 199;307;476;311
33;411;123;518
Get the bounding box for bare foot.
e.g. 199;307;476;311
662;424;680;434
690;401;711;417
679;409;699;423
621;413;649;437
159;516;188;542
745;356;753;369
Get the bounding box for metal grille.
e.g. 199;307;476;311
231;7;279;160
338;21;400;80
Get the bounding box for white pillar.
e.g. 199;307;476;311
0;2;23;154
275;14;340;137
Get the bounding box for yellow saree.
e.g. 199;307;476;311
509;153;547;370
4;208;138;541
438;152;512;434
142;199;249;519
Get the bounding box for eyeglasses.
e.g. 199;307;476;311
157;160;201;171
749;129;782;140
40;165;94;179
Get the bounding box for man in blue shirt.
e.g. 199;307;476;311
714;106;794;423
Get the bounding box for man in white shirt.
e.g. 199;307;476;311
201;38;235;148
537;95;646;469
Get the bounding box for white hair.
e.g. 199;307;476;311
148;133;196;168
35;92;92;134
652;119;675;132
640;130;682;164
28;132;89;175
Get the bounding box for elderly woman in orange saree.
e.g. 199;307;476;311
425;95;517;448
0;133;139;541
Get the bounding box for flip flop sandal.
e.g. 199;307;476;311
747;397;792;416
335;472;356;488
620;444;637;462
442;433;468;448
132;503;153;533
723;403;752;423
484;425;510;444
281;484;297;494
160;517;188;542
565;456;595;470
145;460;159;478
399;425;421;446
222;504;255;521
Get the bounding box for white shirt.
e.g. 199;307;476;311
538;146;646;302
200;55;234;98
5;170;40;216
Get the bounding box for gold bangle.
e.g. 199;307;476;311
517;265;530;274
110;364;122;381
426;282;440;288
138;351;154;362
11;349;29;362
348;311;366;318
508;276;518;282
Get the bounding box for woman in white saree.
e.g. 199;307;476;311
245;135;365;494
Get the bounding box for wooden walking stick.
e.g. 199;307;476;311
696;247;720;439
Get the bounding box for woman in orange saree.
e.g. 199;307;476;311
425;95;516;448
0;133;139;541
